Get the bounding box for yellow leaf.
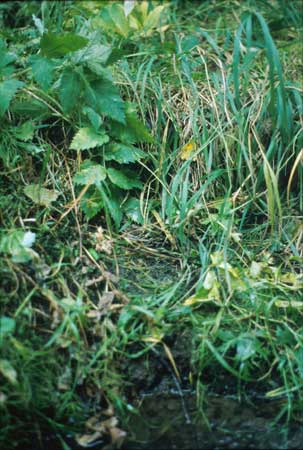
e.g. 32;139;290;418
180;140;197;160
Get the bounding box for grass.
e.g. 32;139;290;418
0;0;303;448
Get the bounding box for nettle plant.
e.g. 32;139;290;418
0;10;154;227
38;30;154;228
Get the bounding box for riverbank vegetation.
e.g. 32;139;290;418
0;1;302;448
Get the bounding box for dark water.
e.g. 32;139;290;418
22;392;303;450
121;392;303;450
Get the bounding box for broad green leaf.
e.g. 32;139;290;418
40;33;89;58
99;186;122;228
123;197;144;224
144;5;166;31
0;39;16;71
0;79;24;117
75;43;112;65
82;106;102;130
104;143;145;163
80;188;103;219
59;69;81;114
109;4;129;37
107;167;142;190
73;162;107;187
29;55;55;90
11;99;50;119
14;121;35;141
70;127;109;150
0;359;17;384
89;79;125;124
24;184;59;207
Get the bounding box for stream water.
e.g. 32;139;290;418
121;392;303;450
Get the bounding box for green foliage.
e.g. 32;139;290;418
0;79;24;117
40;32;89;58
1;1;303;448
70;127;109;150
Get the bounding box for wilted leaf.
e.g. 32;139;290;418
180;140;197;160
24;184;58;207
75;432;102;448
70;128;109;150
40;33;89;58
0;359;17;384
109;427;127;448
250;261;262;278
203;270;217;290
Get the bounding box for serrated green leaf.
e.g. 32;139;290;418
11;99;50;119
75;43;112;65
82;106;102;130
24;184;59;207
80;187;103;219
124;197;144;224
40;33;89;58
29;55;55;90
99;186;122;228
0;39;16;71
70;127;109;150
107;167;142;190
59;69;81;114
89;79;125;124
14;121;35;141
73;162;107;187
0;79;24;117
105;143;145;163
